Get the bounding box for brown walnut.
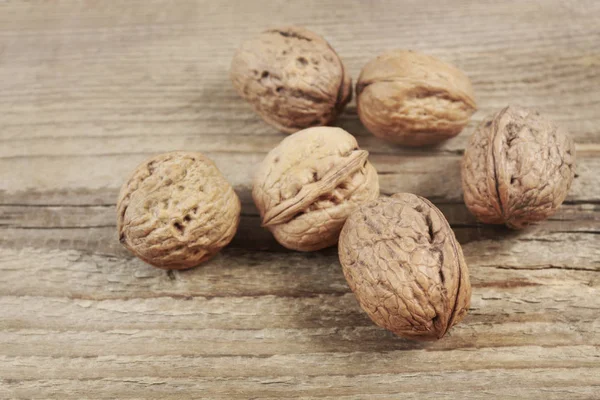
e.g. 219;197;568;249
230;26;352;133
338;193;471;340
461;106;576;229
253;127;379;251
356;50;477;146
117;152;241;270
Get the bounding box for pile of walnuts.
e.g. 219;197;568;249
116;26;576;341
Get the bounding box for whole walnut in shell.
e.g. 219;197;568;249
339;193;471;340
117;152;241;270
461;106;576;229
356;50;477;146
230;26;352;133
253;127;379;251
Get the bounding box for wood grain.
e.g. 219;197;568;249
1;0;599;398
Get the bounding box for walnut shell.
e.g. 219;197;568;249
253;127;379;251
461;106;576;229
117;152;241;270
356;50;477;146
338;193;471;340
230;26;352;133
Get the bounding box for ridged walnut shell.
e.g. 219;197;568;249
461;106;576;229
356;50;477;146
230;26;352;133
117;152;241;270
339;193;471;340
253;127;379;251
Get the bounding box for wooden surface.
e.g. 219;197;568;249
1;0;599;398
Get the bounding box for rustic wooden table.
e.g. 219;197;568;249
1;1;599;398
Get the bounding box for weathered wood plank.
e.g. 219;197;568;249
1;202;597;230
1;285;598;333
1;154;599;207
2;117;600;158
4;321;596;358
1;0;599;398
1;204;598;259
1;242;599;301
2;369;600;400
1;1;599;144
1;346;598;380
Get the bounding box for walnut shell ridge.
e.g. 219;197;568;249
253;127;379;251
338;193;471;340
117;152;241;270
356;50;476;146
230;26;352;133
461;105;576;229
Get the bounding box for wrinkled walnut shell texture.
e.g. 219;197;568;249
253;127;379;251
461;106;576;229
117;152;241;269
230;26;352;133
339;193;471;340
356;50;476;146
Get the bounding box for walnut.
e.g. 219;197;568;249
230;26;352;133
461;106;576;229
253;127;379;251
338;193;471;340
117;152;241;270
356;50;477;146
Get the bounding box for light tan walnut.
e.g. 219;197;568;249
356;50;477;146
338;193;471;340
230;26;352;133
253;127;379;251
461;105;576;229
117;152;241;270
